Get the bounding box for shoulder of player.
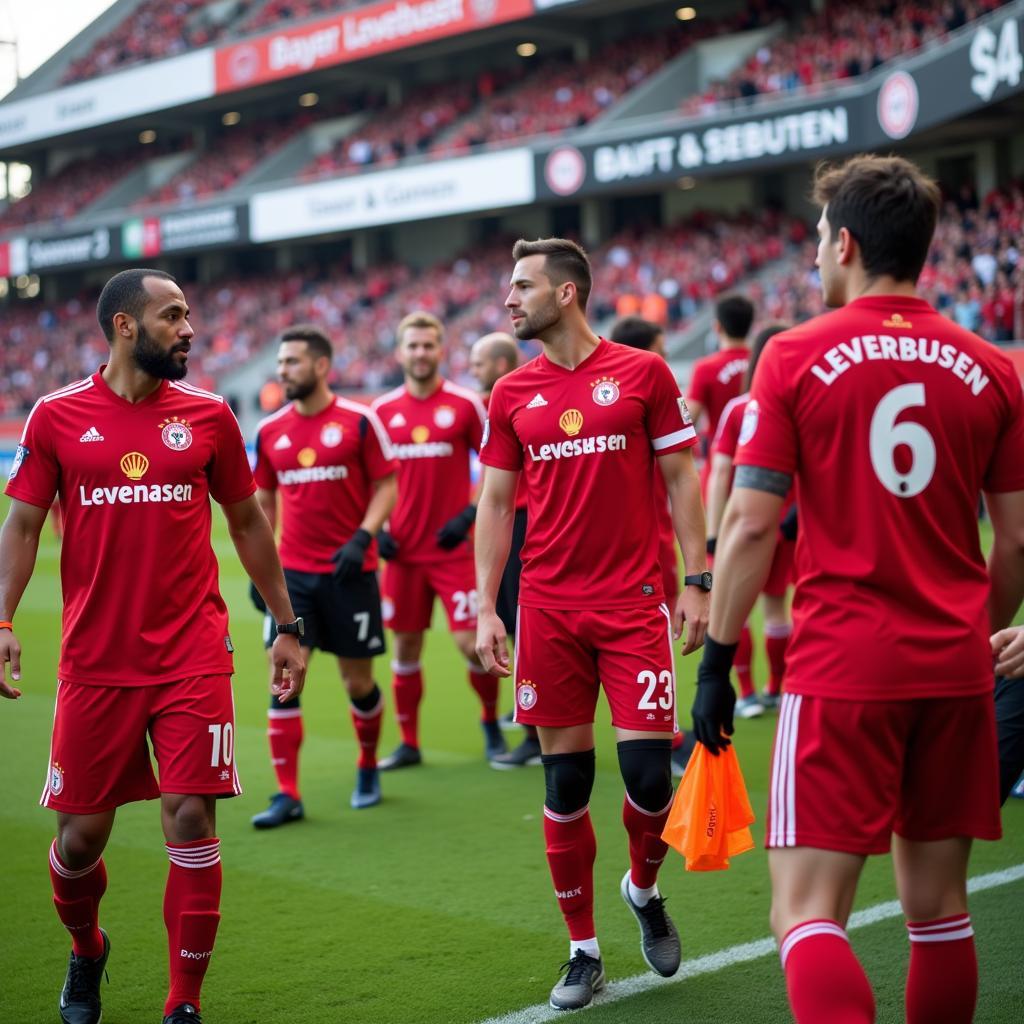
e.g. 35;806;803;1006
332;395;394;443
440;379;487;420
719;391;750;425
254;401;296;437
168;380;226;405
22;376;96;437
370;384;407;412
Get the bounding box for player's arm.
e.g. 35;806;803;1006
658;448;710;654
987;489;1024;676
0;498;49;699
255;486;277;533
703;452;734;552
474;466;519;677
221;495;305;701
332;472;398;579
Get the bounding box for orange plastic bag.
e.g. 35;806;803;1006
661;743;756;871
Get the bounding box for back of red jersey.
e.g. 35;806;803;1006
687;346;749;444
735;295;1024;699
372;380;485;562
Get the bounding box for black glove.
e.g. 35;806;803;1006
249;581;267;614
377;530;398;561
331;528;372;580
436;504;476;550
780;504;798;542
706;536;717;556
691;635;738;756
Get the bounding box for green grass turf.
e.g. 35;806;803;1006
1;497;1022;1023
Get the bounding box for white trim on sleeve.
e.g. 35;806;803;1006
652;426;697;451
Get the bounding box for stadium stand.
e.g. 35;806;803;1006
240;0;369;33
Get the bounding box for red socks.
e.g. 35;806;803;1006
49;840;107;959
622;793;672;889
543;806;597;941
906;915;977;1024
780;920;875;1023
392;661;423;748
735;624;755;698
350;689;384;769
164;839;222;1016
267;705;303;800
764;623;791;695
468;666;499;723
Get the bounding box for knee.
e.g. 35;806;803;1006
394;634;422;664
166;795;216;843
542;749;596;815
56;822;107;869
617;739;673;813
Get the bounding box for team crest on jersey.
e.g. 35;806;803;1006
320;422;343;448
411;425;430;443
738;400;759;446
7;444;28;482
49;761;64;796
677;397;693;426
559;409;584;437
297;447;317;468
159;417;193;451
434;406;456;429
517;680;538;710
590;376;620;407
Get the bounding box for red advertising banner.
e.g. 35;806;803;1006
215;0;534;93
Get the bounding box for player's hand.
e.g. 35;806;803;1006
675;586;710;655
780;505;799;542
436;505;476;550
691;635;737;755
270;634;306;702
0;628;23;700
992;626;1024;678
249;581;267;614
476;609;511;677
331;528;372;581
377;530;399;561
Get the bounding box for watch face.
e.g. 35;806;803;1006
702;571;713;591
295;616;305;637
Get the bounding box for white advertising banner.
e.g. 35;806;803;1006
0;51;216;149
250;148;534;242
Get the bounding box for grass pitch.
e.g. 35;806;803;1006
1;496;1022;1023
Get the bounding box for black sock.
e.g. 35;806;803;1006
350;685;381;714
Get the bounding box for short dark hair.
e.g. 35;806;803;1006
609;316;663;351
512;237;592;310
812;154;940;283
714;293;755;340
96;268;176;343
745;323;789;390
280;324;333;361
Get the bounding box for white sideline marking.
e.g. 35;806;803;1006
474;864;1024;1024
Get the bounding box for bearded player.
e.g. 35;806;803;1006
695;156;1024;1024
250;325;397;823
0;269;305;1024
476;239;710;1010
372;312;505;768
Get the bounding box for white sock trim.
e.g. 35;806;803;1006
166;839;221;870
570;937;601;960
625;791;674;818
268;707;302;719
49;840;101;880
907;915;974;942
391;660;421;675
779;920;848;968
543;804;589;824
350;694;384;719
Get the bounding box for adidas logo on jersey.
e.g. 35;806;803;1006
526;393;548;409
389;413;407;428
79;427;104;443
273;434;292;450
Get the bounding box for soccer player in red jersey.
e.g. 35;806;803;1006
0;269;305;1024
705;324;793;718
469;331;542;769
694;156;1024;1024
250;325;398;821
476;239;710;1010
372;312;505;768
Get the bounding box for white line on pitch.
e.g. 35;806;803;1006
473;863;1024;1024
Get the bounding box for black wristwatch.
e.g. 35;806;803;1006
683;571;713;592
276;617;305;638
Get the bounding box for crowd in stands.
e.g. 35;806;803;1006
682;0;1006;115
240;0;367;33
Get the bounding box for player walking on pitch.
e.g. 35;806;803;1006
0;269;306;1024
694;156;1024;1024
373;312;505;768
476;239;710;1010
250;325;398;823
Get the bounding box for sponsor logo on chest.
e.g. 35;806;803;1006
525;405;628;462
77;450;195;506
277;445;349;485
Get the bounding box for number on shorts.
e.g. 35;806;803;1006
637;669;674;711
452;589;479;622
353;611;370;641
208;722;234;767
869;383;935;498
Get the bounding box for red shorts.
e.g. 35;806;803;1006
382;557;477;633
766;692;1001;855
41;676;241;815
763;536;794;597
513;603;676;732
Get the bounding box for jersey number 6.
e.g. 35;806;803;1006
869;383;936;498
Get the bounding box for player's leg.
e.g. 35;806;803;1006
339;656;385;807
733;623;762;716
452;627;506;760
760;537;794;709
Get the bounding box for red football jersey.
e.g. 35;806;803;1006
482;391;528;512
254;396;398;574
687;346;750;447
735;295;1024;699
372;380;485;563
481;338;696;609
5;371;256;687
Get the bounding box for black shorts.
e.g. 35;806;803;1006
995;675;1024;804
497;508;528;637
264;569;386;660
